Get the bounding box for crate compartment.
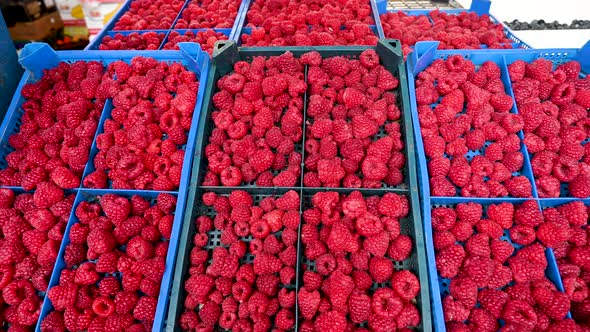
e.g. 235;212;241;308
501;55;590;198
113;0;185;31
173;0;242;29
375;0;530;56
299;42;410;189
298;189;429;330
0;188;75;331
167;188;300;331
236;0;382;47
427;198;569;332
91;30;168;51
0;52;109;190
538;199;590;325
409;50;537;199
37;190;180;331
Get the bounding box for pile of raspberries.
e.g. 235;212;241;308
204;51;306;187
240;0;378;46
0;187;73;330
299;191;420;331
161;30;229;54
113;0;184;30
174;0;242;29
533;201;590;327
417;55;533;198
302;49;406;188
41;193;176;331
179;190;299;331
381;11;515;56
98;32;165;50
434;201;581;331
83;57;198;191
0;60;107;190
508;59;590;198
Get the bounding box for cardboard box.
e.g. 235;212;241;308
8;10;63;40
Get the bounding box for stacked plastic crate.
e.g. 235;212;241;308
408;41;590;331
164;40;433;331
376;0;529;56
0;42;209;331
85;0;245;54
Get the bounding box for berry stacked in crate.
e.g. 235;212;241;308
166;40;432;331
239;0;380;46
87;0;241;53
0;43;209;330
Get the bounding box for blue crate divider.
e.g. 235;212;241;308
376;0;530;49
160;28;232;50
86;30;171;50
407;41;590;331
11;42;210;332
235;0;382;47
86;0;245;50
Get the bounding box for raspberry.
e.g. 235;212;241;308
87;228;116;254
100;194;131;225
298;288;320;320
392;270;420;301
314;310;347;332
369;256;394;283
388;234;413;261
33;182;64;209
569;174;590;198
50;167;80;189
364;232;390;258
502;299;538;330
504;176;533;198
348;289;371;323
132;296;157;322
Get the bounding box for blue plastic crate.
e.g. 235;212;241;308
375;0;530;50
2;42;210;331
0;14;23;118
86;0;245;50
235;0;382;47
407;42;590;331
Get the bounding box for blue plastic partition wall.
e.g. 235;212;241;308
0;14;23;118
406;41;590;332
11;42;210;332
374;0;529;49
86;0;247;50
